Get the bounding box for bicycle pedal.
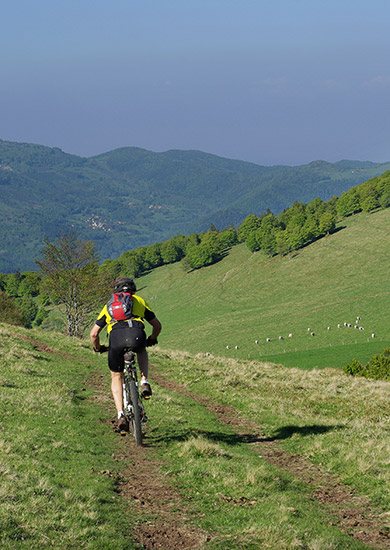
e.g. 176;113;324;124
120;430;127;436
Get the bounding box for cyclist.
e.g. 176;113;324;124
90;277;161;432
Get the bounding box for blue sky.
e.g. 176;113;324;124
1;0;390;165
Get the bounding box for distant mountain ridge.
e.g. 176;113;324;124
1;139;390;272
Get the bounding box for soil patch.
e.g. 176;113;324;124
151;369;390;549
17;333;58;354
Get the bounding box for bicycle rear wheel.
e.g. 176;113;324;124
129;379;143;446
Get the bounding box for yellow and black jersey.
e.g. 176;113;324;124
95;294;155;334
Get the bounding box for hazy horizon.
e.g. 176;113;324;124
2;1;390;166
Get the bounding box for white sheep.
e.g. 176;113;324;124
266;338;271;342
235;345;239;350
311;332;315;336
327;326;331;331
279;336;283;340
288;333;293;338
348;324;352;328
255;340;259;345
307;327;311;332
371;333;375;339
226;345;230;349
359;327;364;331
337;324;341;328
344;322;347;327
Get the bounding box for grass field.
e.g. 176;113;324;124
1;325;389;548
137;208;390;369
0;326;136;549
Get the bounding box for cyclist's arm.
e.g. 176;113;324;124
90;323;103;351
148;316;162;341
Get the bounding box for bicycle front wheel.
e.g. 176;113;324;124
129;380;143;446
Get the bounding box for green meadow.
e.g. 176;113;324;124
1;326;389;549
138;208;390;369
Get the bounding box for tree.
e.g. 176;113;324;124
161;237;184;264
336;189;361;218
16;294;38;328
0;290;24;326
238;215;261;242
5;272;21;297
35;231;109;338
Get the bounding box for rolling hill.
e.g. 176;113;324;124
1;138;390;272
136;207;390;369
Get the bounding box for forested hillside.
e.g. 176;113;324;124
1;139;390;271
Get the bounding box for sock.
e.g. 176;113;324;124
140;379;149;386
117;410;124;419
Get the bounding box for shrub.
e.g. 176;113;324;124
0;291;24;326
344;349;390;381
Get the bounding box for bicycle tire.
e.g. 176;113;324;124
129;379;143;446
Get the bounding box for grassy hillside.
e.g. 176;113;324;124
137;208;390;369
1;325;389;548
2;139;390;271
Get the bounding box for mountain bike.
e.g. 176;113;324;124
121;348;148;446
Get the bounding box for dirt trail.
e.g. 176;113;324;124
88;372;210;550
151;369;390;550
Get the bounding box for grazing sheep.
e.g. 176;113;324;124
311;332;315;336
359;327;364;331
371;333;375;338
255;340;259;345
279;336;283;340
327;326;331;331
235;345;239;350
357;316;361;320
288;333;293;338
307;328;311;332
337;324;341;328
354;325;359;329
344;322;347;327
348;324;352;328
266;338;271;342
226;345;230;349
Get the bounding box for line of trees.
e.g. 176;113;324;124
98;225;239;279
238;171;390;257
0;226;239;333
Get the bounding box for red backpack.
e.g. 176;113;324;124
107;291;133;323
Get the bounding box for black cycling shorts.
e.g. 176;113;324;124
108;321;146;373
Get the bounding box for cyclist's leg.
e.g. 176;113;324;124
108;329;126;415
137;348;148;381
110;371;123;414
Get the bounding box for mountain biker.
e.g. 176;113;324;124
90;277;162;432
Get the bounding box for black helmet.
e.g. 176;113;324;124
114;277;136;293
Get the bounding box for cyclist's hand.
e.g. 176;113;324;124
146;336;158;347
94;345;108;353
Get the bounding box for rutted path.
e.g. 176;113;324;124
151;368;390;550
88;371;211;550
86;359;389;550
